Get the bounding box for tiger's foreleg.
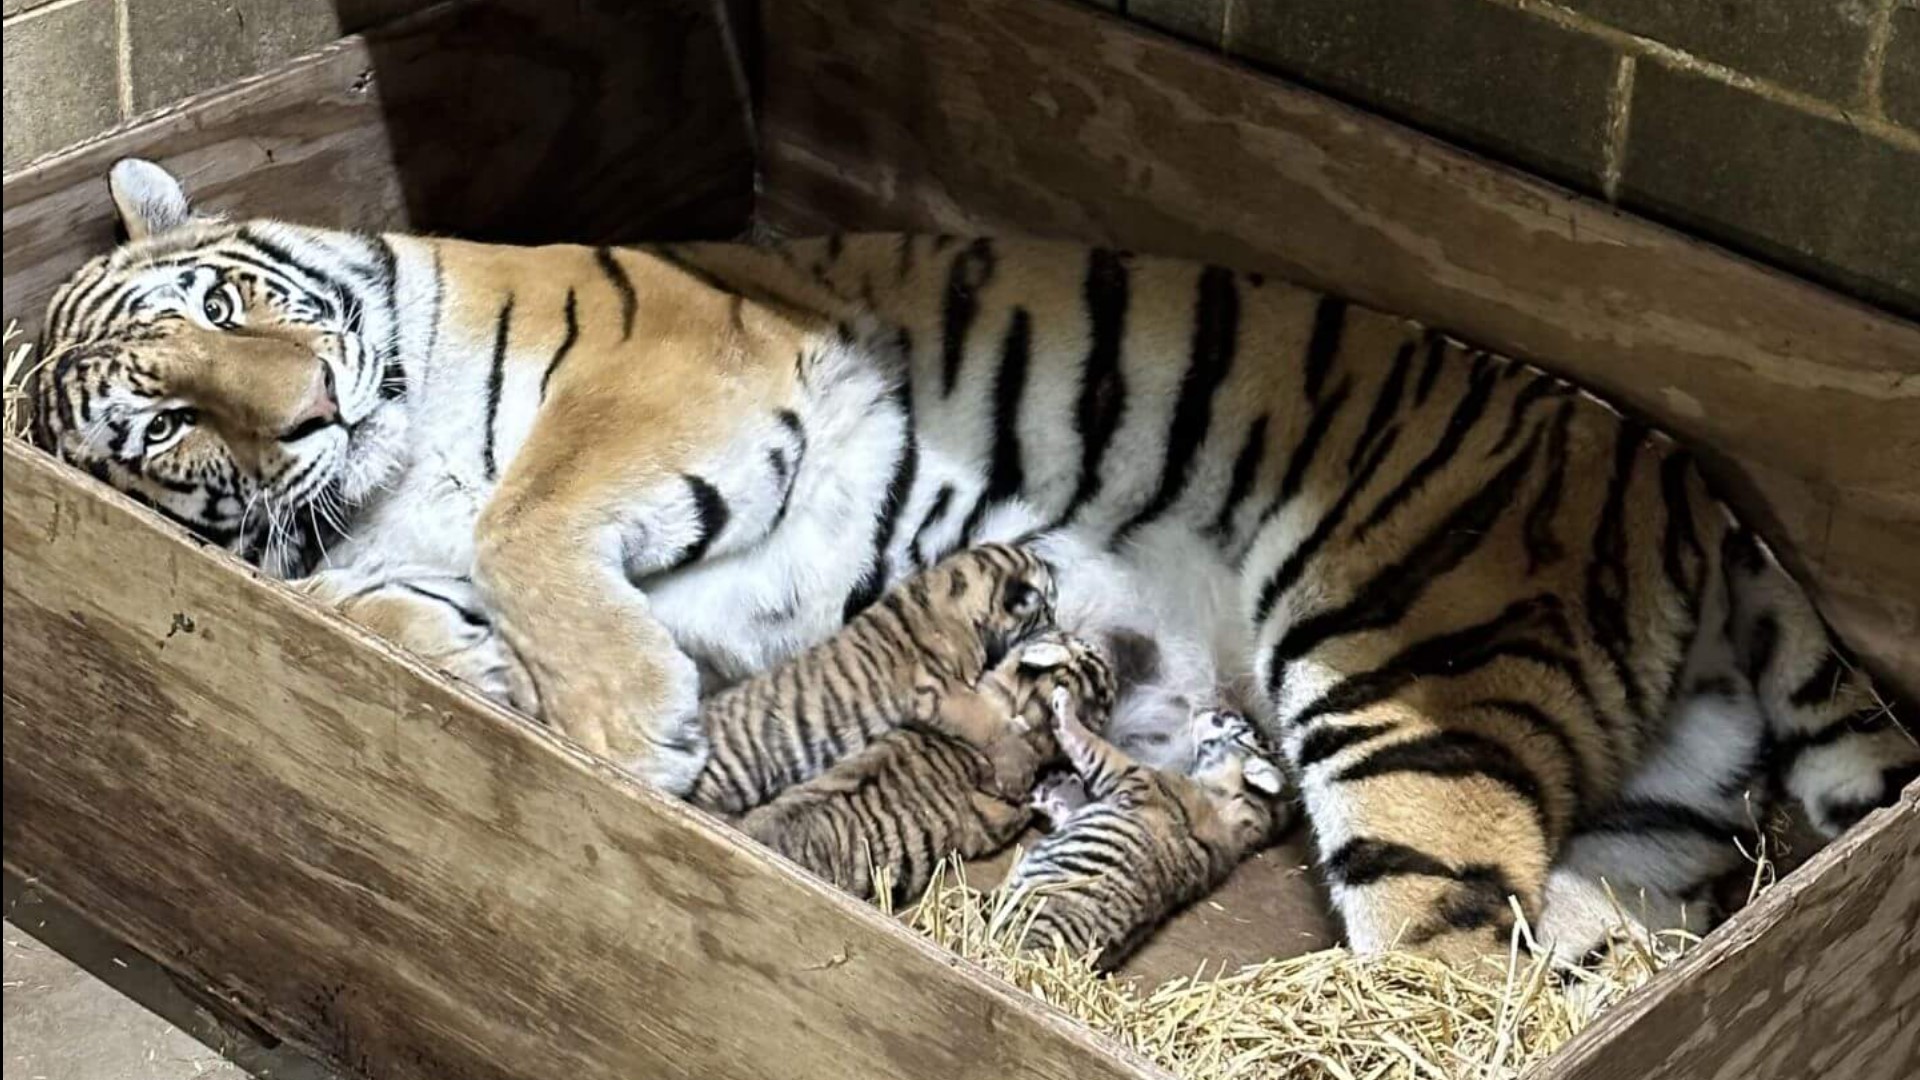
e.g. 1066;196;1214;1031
475;339;808;795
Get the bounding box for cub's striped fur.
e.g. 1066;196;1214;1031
36;159;1918;966
739;635;1115;903
1003;694;1288;970
689;543;1055;815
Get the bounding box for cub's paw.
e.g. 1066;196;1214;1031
1030;772;1089;826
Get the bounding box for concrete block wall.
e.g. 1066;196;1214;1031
2;0;435;170
1091;0;1920;316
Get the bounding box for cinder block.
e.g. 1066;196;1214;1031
3;0;120;170
1883;3;1919;130
1562;0;1871;105
1226;0;1619;191
1621;62;1920;317
1130;0;1226;46
127;0;340;112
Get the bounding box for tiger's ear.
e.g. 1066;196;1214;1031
109;158;193;240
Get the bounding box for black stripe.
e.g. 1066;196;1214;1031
959;308;1033;542
1659;449;1704;608
1113;265;1240;544
1354;356;1500;536
940;239;997;394
369;235;406;401
1523;402;1574;572
1413;332;1447;406
1253;425;1399;629
1302;296;1346;403
237;228;344;300
1348;342;1413;473
595;247;638;340
1252;379;1353;535
1206;413;1269;540
1290;596;1580;729
1296;722;1394;769
1335;731;1546;829
1473;697;1591;816
1268;425;1541;668
1585;420;1648;719
396;583;489;628
1579;799;1737;840
844;390;920;621
1775;705;1893;766
412;246;444;401
1055;248;1131;526
539;289;580;400
909;484;955;566
482;295;513;481
1421;864;1516;937
1486;373;1560;460
1789;653;1847;708
675;474;731;568
1323;838;1457;888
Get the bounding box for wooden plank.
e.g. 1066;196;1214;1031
0;440;1160;1080
756;0;1920;700
3;0;755;341
1539;782;1920;1080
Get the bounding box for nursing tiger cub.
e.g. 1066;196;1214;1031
689;542;1056;815
33;159;1917;966
1004;693;1289;969
740;633;1117;904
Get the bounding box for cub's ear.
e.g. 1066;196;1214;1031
109;158;193;240
1242;757;1287;797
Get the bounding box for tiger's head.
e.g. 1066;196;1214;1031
919;542;1058;664
33;159;410;575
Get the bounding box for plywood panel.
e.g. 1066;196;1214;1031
1;441;1159;1080
758;0;1920;699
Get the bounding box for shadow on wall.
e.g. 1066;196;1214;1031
321;0;759;245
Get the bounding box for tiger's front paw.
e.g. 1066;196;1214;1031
531;638;711;796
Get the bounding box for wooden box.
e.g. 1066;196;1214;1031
5;2;1915;1078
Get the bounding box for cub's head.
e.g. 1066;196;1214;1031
1186;708;1293;856
32;159;409;575
919;541;1058;657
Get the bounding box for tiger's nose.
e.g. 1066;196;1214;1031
280;364;340;439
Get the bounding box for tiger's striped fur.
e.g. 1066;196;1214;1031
688;542;1055;815
35;160;1917;965
737;635;1116;903
1003;693;1289;970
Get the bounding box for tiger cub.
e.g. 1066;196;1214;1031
739;634;1119;904
1001;691;1290;970
689;543;1056;815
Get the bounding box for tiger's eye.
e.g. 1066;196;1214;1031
202;287;236;327
144;408;195;447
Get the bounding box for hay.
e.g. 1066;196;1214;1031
5;319;53;440
883;842;1775;1080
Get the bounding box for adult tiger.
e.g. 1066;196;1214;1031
32;159;1916;965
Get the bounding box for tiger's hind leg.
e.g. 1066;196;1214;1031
1534;564;1768;966
1280;637;1592;968
1723;530;1919;836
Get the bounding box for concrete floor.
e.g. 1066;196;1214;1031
3;874;332;1080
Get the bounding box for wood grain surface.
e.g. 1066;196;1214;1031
759;0;1920;700
2;0;754;341
1540;782;1920;1080
0;440;1162;1080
